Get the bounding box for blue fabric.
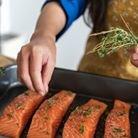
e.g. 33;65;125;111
42;0;86;39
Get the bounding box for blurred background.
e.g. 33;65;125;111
0;0;90;70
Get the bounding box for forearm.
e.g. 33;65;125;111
31;2;66;41
17;0;87;94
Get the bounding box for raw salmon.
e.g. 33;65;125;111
27;90;76;138
104;100;131;138
63;99;107;138
0;90;43;138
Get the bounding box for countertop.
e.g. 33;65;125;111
0;55;16;67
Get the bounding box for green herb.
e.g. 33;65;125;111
95;105;101;109
87;16;138;58
83;107;93;117
112;127;124;134
83;105;100;117
7;112;13;120
15;103;24;110
47;96;59;106
72;106;80;114
47;99;54;107
45;98;55;111
79;124;85;134
0;67;5;76
116;111;126;116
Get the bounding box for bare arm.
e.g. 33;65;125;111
17;2;66;95
17;1;138;96
32;2;66;40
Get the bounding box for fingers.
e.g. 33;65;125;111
17;38;56;96
131;58;138;67
130;47;138;67
29;47;45;95
131;53;138;67
42;58;55;93
17;46;35;91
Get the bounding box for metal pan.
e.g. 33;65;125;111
0;65;138;137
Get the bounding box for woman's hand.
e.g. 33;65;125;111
17;1;66;95
130;46;138;67
17;34;56;95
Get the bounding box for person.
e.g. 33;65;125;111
17;0;138;95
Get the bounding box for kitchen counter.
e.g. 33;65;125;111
0;55;16;67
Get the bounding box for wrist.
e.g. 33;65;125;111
30;30;56;43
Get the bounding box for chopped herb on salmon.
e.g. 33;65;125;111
63;99;107;138
15;103;24;110
104;100;131;138
83;107;93;116
79;124;85;134
7;112;13;120
116;111;126;116
112;127;124;133
27;90;76;138
0;90;43;138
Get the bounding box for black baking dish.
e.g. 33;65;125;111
0;65;138;138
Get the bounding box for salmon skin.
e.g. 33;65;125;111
104;100;131;138
63;99;107;138
0;90;43;138
27;90;76;138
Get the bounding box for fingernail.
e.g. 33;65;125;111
44;84;49;93
46;88;49;93
31;87;35;92
40;91;45;96
132;53;138;60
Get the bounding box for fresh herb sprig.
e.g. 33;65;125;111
0;67;5;76
87;16;138;58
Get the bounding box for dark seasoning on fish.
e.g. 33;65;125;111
27;90;76;138
63;99;107;138
0;90;43;138
0;89;138;138
15;103;24;110
0;64;138;138
104;100;131;138
7;112;14;120
83;105;101;117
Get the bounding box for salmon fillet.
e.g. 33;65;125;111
104;100;131;138
0;90;43;138
63;99;107;138
27;90;76;138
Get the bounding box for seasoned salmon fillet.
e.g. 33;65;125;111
27;90;76;138
0;90;43;138
63;99;107;138
104;100;131;138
